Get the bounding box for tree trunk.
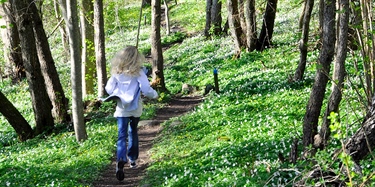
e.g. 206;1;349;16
0;2;25;81
298;0;306;30
81;0;96;96
163;0;170;35
317;0;349;149
346;94;375;162
302;0;336;148
54;0;69;61
94;0;107;98
204;0;212;37
11;0;55;136
151;0;167;91
238;0;247;37
29;1;70;123
358;0;375;105
211;0;222;35
63;0;87;141
0;91;33;141
256;0;278;51
294;0;314;81
227;0;245;56
244;0;257;51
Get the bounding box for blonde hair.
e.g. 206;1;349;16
110;46;145;76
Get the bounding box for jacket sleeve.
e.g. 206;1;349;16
138;71;158;99
105;76;117;95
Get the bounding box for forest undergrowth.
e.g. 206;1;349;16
1;0;374;186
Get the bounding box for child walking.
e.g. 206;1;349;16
104;46;158;181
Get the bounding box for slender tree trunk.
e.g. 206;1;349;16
294;0;314;81
227;0;245;56
302;0;336;148
256;0;278;51
317;0;349;149
151;0;167;91
11;0;55;136
0;91;33;141
358;0;375;105
244;0;257;51
211;0;222;35
81;0;96;96
238;0;247;37
29;1;70;123
54;0;69;61
204;0;212;37
94;0;107;98
0;2;25;80
163;0;170;35
298;0;306;30
61;0;87;141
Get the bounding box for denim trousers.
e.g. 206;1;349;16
116;117;140;162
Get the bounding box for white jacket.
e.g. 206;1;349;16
104;69;158;117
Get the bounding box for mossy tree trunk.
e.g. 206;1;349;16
81;0;96;97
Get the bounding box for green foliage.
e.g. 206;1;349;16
0;118;118;186
142;36;311;186
1;0;374;186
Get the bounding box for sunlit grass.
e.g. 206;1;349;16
0;118;118;186
1;0;374;186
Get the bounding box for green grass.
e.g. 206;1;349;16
1;0;374;186
142;36;311;186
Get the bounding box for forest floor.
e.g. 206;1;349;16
93;95;203;187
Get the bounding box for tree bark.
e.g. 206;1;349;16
63;0;87;141
256;0;278;51
227;0;245;56
317;0;349;149
238;0;247;37
303;0;336;148
211;0;222;35
29;1;70;123
244;0;257;51
151;0;167;91
345;98;375;163
163;0;170;35
0;91;33;141
81;0;96;97
204;0;212;37
294;0;314;81
205;0;222;37
94;0;107;98
54;0;69;61
11;0;55;136
0;2;25;80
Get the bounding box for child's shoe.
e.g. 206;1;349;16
129;160;137;168
116;160;126;181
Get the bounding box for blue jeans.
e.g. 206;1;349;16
116;117;140;162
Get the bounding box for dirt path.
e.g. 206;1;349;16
93;96;203;187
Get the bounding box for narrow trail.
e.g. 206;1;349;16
93;96;203;187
